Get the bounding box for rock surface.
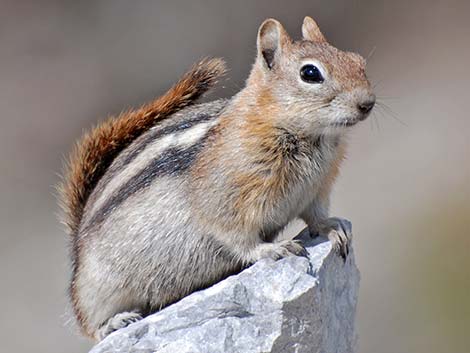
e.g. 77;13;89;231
90;230;360;353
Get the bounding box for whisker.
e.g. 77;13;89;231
376;95;399;101
373;111;381;132
370;110;378;132
375;101;407;126
366;46;377;63
368;112;376;132
373;80;384;89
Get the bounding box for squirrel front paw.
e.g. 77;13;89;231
315;217;352;260
250;239;308;262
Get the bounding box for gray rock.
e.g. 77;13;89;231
90;230;360;353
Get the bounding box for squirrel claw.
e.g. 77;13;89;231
318;217;352;260
251;239;307;262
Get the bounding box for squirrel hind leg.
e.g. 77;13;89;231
95;311;143;341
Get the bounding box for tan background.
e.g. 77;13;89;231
1;1;469;352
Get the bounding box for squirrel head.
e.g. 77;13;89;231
248;16;375;134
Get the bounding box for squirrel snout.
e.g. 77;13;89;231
357;95;376;118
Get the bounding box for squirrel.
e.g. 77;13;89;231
58;16;375;341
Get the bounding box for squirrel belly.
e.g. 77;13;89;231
59;16;375;340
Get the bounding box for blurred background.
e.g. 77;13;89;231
1;0;469;352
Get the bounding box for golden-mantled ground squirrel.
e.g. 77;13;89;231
59;16;375;340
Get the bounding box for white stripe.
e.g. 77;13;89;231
87;120;218;219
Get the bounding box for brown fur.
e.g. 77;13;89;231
317;140;347;203
58;58;226;237
233;90;290;229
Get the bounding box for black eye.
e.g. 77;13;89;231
300;64;324;83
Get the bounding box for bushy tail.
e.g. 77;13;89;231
58;58;226;236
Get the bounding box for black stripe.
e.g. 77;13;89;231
82;131;211;231
113;113;214;174
89;112;216;206
123;114;214;166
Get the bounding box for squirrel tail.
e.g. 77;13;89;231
58;58;226;236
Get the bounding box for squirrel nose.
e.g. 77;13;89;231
357;98;376;115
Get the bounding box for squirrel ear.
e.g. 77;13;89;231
302;16;327;43
257;18;290;70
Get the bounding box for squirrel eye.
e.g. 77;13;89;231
300;64;324;83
